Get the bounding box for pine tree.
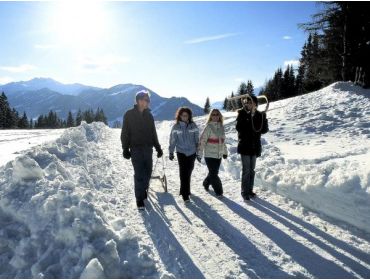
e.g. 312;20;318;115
228;91;236;111
246;80;254;96
67;111;74;127
0;92;13;128
18;112;29;129
295;44;307;96
0;92;7;128
288;64;296;97
274;68;283;100
300;2;370;88
76;109;82;126
10;109;19;128
94;108;108;125
204;97;211;114
223;98;228;111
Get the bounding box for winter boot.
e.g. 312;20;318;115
203;179;210;191
249;191;256;198
136;200;145;210
182;194;190;203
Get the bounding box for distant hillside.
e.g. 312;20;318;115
1;78;204;124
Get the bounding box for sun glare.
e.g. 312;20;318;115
51;1;108;48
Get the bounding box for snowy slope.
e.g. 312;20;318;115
0;82;370;278
0;129;64;166
249;82;370;233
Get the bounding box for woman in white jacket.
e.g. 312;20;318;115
197;109;228;197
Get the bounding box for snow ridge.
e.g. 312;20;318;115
0;122;161;278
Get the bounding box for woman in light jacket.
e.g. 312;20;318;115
169;107;199;202
198;109;228;197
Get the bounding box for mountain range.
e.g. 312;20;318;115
0;78;204;125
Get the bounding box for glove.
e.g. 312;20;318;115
169;153;174;161
123;149;131;160
156;148;163;158
223;154;228;159
196;155;202;163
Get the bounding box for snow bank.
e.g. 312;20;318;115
0;122;160;278
224;82;370;233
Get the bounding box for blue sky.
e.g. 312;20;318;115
0;1;319;105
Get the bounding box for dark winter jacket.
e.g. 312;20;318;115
121;105;161;151
236;108;269;157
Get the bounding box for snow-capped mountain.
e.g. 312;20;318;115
1;78;204;122
0;77;101;96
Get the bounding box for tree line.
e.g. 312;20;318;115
0;91;108;129
218;2;370;112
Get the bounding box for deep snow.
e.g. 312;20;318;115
0;82;369;278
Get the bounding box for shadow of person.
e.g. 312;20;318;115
220;196;357;278
148;191;192;225
253;197;370;277
140;201;205;279
188;195;294;278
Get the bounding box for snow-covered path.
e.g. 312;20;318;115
93;123;370;279
1;82;370;278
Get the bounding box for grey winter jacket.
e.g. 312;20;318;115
169;121;199;156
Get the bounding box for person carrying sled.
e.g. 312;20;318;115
236;94;268;201
121;90;163;210
197;109;228;197
169;107;199;202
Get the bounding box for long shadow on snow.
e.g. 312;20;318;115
189;195;294;279
141;196;204;279
221;196;357;278
253;198;370;277
149;191;192;225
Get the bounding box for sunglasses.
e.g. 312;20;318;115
211;114;219;116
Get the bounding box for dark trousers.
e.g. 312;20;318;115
204;157;223;195
177;152;196;198
241;155;256;198
131;146;153;201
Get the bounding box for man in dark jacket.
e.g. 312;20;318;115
121;90;163;210
236;95;268;201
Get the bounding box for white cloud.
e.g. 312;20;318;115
184;33;240;44
283;36;292;40
0;64;37;73
0;76;13;85
284;60;300;67
34;44;57;49
79;55;130;71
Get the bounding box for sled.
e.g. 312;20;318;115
150;157;168;192
227;94;269;112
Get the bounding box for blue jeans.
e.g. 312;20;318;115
130;146;153;201
241;155;256;198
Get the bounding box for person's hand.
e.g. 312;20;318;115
196;155;202;163
156;148;163;158
123;149;131;160
223;154;228;159
169;153;174;161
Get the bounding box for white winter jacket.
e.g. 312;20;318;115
198;122;228;159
